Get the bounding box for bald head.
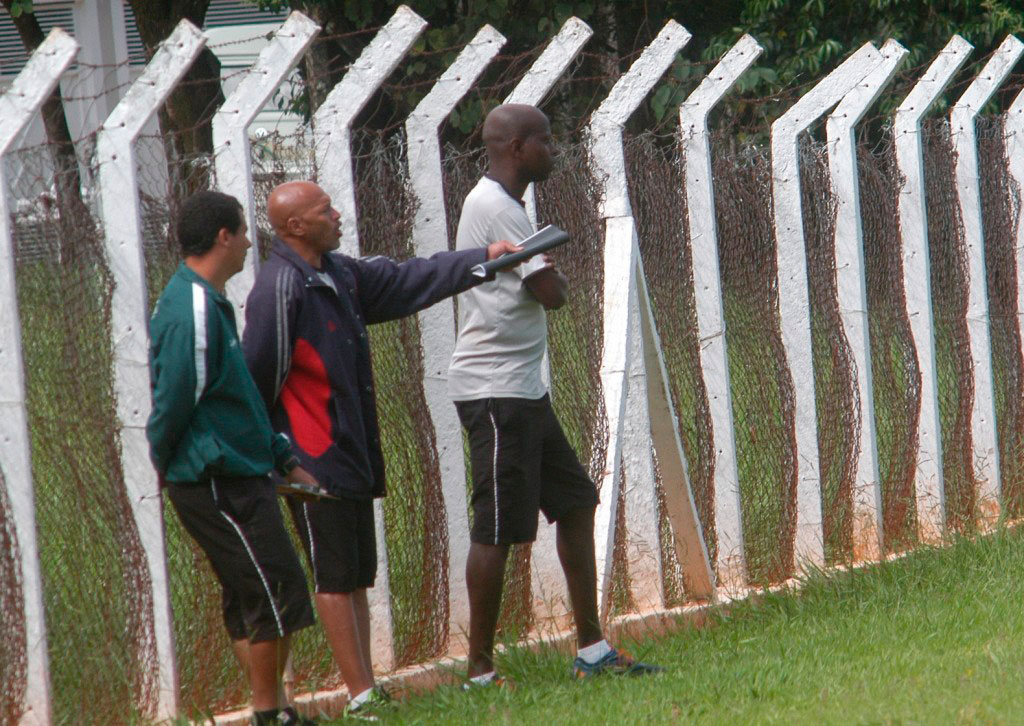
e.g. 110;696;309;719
483;104;549;157
267;181;324;233
267;180;341;265
481;105;554;194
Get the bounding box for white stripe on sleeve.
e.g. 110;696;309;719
192;283;208;403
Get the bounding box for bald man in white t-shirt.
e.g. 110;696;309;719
449;104;661;687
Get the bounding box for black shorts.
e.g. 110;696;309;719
166;475;315;643
456;395;599;545
288;495;377;593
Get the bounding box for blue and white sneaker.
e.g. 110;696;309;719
572;648;664;679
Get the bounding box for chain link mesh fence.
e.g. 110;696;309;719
0;464;27;726
923;119;977;531
9;140;159;723
978;117;1024;520
859;133;922;551
711;134;799;583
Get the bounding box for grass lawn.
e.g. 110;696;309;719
355;526;1024;725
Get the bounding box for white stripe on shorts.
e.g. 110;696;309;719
489;409;500;545
211;479;285;637
303;502;320;593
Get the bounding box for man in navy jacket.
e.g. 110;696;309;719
243;180;521;717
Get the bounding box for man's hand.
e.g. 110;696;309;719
486;240;523;261
279;465;332;501
524;261;568;309
285;465;318;486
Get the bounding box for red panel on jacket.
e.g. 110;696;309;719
281;337;332;457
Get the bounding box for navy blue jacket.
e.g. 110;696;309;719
243;238;488;500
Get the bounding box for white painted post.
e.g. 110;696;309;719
95;20;207;721
893;35;973;542
405;25;506;646
312;5;428;673
1009;85;1024;388
505;16;593;224
770;41;882;570
315;5;427;257
0;29;78;726
588;20;714;617
679;34;762;590
950;34;1024;526
216;11;320;320
825;39;908;561
501;16;593;633
622;252;665;612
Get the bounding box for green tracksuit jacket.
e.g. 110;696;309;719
146;263;290;482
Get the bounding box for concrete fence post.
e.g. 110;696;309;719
825;39;908;560
893;35;973;542
950;34;1024;526
314;5;427;258
215;11;320;322
770;41;882;570
0;29;78;726
311;4;428;672
588;19;714;618
95;19;207;721
405;24;506;645
679;34;763;590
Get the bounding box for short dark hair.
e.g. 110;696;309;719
176;190;244;257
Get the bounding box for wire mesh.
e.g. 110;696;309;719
800;138;858;566
978;117;1024;519
0;465;27;726
711;134;798;584
923;118;977;531
8;142;158;724
859;134;921;551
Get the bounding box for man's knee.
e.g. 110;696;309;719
557;504;597;528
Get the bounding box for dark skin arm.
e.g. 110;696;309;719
524;255;568;309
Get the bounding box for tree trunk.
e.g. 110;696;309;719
127;0;223;197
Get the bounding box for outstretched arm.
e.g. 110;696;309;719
355;241;522;324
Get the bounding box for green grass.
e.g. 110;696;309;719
362;525;1024;725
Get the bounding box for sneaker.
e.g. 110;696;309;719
250;707;317;725
462;673;514;691
572;648;664;679
342;687;393;722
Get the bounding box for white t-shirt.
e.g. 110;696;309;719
448;176;549;401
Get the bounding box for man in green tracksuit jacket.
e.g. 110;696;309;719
146;190;319;726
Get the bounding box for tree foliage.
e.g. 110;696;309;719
3;0;1024;152
252;0;1024;142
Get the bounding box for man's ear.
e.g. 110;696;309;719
215;227;232;246
285;216;303;236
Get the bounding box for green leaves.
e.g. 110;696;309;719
9;0;34;17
